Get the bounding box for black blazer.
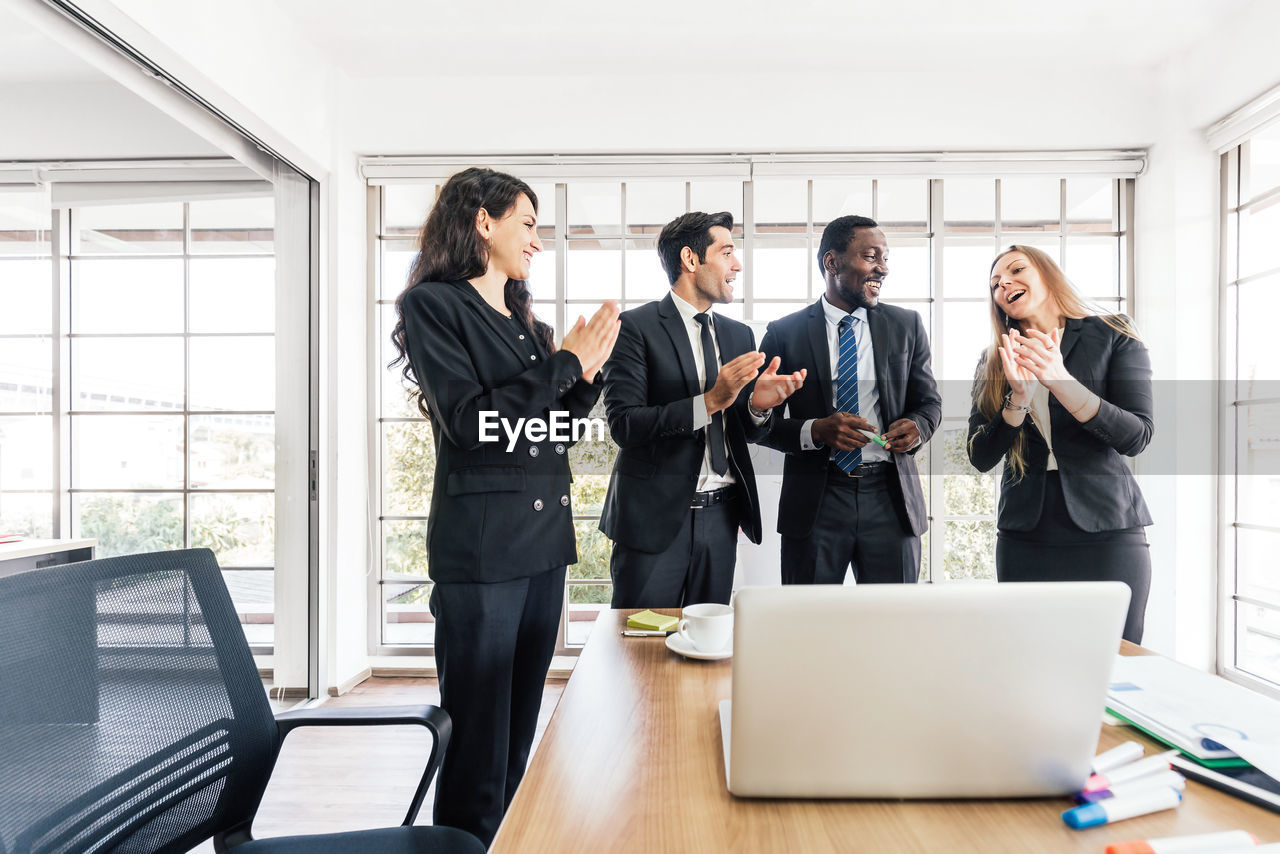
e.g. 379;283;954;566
599;294;767;554
759;300;941;538
400;279;602;583
966;315;1153;532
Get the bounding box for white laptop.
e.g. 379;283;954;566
720;581;1130;798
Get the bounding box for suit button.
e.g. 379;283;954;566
560;495;570;506
555;443;566;455
530;354;537;361
533;499;544;511
528;446;539;457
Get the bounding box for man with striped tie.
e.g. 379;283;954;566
759;215;941;585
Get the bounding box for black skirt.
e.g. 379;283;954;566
997;471;1151;643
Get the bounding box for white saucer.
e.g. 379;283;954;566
665;632;732;661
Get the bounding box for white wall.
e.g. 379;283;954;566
0;82;221;159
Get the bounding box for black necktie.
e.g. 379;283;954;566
695;313;729;476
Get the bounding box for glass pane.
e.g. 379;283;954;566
919;529;930;583
0;259;52;333
383;580;435;645
0;491;53;538
752;239;808;300
72;414;184;489
534;302;559;339
190;414;275;489
382;184;436;236
189;336;274;411
626;181;685;234
813;178;872;227
566;241;622;300
74;492;184;556
382;519;429;578
527;247;556;299
751;302;809;324
1236;601;1280;688
73;203;183;255
1066;178;1114;232
0;190;51;256
942;426;996;516
1244;120;1280;201
719;302;745;321
1238;527;1280;607
753;180;807;233
71;338;184;411
567;183;621;235
382;421;435;516
625;239;670;303
572;521;611;580
1000;178;1060;233
942;301;993;383
1063;237;1119;298
526;182;556;229
381;243;417;300
1240;197;1280;278
1238;406;1280;521
379;304;420;419
71;258;184;333
689;181;743;224
191;492;274;566
883;237;930;300
943;237;997;299
1238;277;1280;399
944;179;995;230
190;258;275;332
0;416;53;489
876;179;928;231
189;196;274;254
1000;235;1061;268
0;338;52;412
567;599;608;646
224;569;275;646
943;520;995;580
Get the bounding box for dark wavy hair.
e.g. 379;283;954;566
389;167;553;417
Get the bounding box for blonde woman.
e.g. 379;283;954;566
967;245;1153;642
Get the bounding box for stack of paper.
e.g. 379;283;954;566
626;610;677;632
1108;655;1280;782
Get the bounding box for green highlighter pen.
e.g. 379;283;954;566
859;428;889;449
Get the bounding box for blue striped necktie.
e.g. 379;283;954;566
833;314;861;474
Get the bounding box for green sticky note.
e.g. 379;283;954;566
627;610;677;632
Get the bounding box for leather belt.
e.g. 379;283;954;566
829;460;892;479
691;486;736;508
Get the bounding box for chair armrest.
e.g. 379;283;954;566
273;704;451;826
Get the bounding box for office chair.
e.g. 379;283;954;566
0;548;484;854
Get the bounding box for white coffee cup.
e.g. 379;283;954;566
677;603;734;653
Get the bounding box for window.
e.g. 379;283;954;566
367;156;1136;654
1221;120;1280;691
0;185;283;653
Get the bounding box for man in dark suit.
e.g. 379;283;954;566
600;211;804;607
759;215;941;584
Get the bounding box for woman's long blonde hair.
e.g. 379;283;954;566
971;245;1140;477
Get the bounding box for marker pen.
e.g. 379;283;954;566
858;428;889;448
1062;786;1182;829
1105;829;1258;853
1083;749;1180;793
1075;770;1186;804
1093;740;1145;774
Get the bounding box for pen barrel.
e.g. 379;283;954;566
1103;770;1186;800
1098;787;1183;822
1106;829;1259;854
1092;741;1145;774
1093;750;1178;788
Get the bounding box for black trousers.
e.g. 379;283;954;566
429;565;566;847
609;493;739;608
997;471;1151;644
781;464;920;585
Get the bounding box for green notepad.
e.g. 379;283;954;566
626;610;677;632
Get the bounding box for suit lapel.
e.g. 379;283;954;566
454;280;529;366
658;293;701;397
1059;316;1085;363
805;300;833;416
866;306;894;427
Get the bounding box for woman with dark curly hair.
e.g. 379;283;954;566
390;167;619;844
967;245;1153;643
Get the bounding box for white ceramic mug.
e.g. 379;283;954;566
677;602;734;653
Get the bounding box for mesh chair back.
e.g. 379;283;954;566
0;549;278;854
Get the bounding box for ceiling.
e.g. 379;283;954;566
0;2;104;82
270;0;1262;78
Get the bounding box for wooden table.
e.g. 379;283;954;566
491;610;1280;853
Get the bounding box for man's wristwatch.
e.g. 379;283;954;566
747;399;770;419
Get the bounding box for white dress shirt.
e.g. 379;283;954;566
799;296;890;462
